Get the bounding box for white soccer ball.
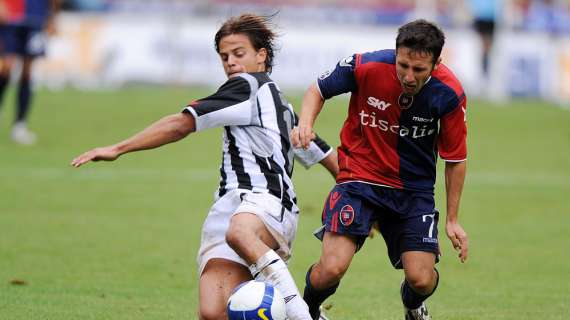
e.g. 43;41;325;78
227;280;287;320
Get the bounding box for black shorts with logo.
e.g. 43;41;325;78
319;181;440;269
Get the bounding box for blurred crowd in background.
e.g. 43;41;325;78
61;0;570;34
0;0;566;107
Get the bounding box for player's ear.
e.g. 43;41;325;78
433;56;442;71
256;48;268;65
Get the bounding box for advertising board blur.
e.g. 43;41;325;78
35;14;569;106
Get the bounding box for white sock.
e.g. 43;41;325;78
249;250;312;320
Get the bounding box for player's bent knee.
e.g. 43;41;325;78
319;261;349;282
406;271;436;294
199;304;226;320
225;226;249;251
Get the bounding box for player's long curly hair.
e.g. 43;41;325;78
396;19;445;65
215;13;279;73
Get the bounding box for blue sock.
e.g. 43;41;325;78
401;268;439;309
303;265;339;320
16;77;32;123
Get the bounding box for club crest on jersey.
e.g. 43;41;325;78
398;93;414;109
339;205;355;226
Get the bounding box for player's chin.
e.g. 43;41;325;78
403;85;417;95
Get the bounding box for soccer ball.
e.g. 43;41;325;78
227;280;287;320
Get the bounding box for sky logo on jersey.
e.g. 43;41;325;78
367;96;391;111
339;205;355;226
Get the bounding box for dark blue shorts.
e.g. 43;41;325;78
0;25;46;57
320;181;440;269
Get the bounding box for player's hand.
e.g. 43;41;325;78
446;221;468;263
290;125;316;150
71;146;120;167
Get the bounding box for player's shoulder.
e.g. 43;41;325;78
223;72;273;93
218;73;268;94
359;49;396;66
431;63;465;99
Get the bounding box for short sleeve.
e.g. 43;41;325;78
182;75;256;131
438;94;467;161
316;54;358;99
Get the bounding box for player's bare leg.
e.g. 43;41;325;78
401;251;438;320
304;232;357;319
199;259;252;320
0;56;14;111
226;212;312;320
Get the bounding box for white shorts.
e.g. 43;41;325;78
197;189;298;275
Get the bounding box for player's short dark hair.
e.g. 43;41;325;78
215;13;278;73
396;19;445;65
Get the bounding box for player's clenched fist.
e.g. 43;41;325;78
290;126;315;150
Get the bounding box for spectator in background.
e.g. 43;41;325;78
467;0;500;80
0;0;60;145
525;0;570;35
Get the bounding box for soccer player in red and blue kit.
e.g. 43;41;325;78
0;0;59;144
291;20;469;320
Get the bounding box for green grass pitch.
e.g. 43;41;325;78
0;87;569;319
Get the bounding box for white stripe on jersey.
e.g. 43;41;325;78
185;72;331;212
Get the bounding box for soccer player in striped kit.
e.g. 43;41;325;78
292;20;469;320
71;14;337;320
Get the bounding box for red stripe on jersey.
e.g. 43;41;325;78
438;95;467;160
432;64;464;97
3;0;25;22
336;61;404;188
331;211;339;232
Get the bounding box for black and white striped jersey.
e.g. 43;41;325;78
183;72;332;213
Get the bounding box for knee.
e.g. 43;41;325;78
199;305;225;320
225;222;253;253
225;226;245;252
316;260;350;284
406;270;437;295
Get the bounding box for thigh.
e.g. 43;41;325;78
234;191;298;261
321;183;378;247
199;258;252;320
378;211;440;269
197;191;245;275
311;231;358;288
320;231;357;267
401;251;436;284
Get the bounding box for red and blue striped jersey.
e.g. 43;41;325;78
317;49;467;193
2;0;51;28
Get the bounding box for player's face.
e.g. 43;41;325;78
395;47;441;95
218;33;268;78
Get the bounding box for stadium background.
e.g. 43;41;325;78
1;0;569;319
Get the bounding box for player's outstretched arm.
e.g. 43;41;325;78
444;160;469;263
291;83;325;150
71;113;195;168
